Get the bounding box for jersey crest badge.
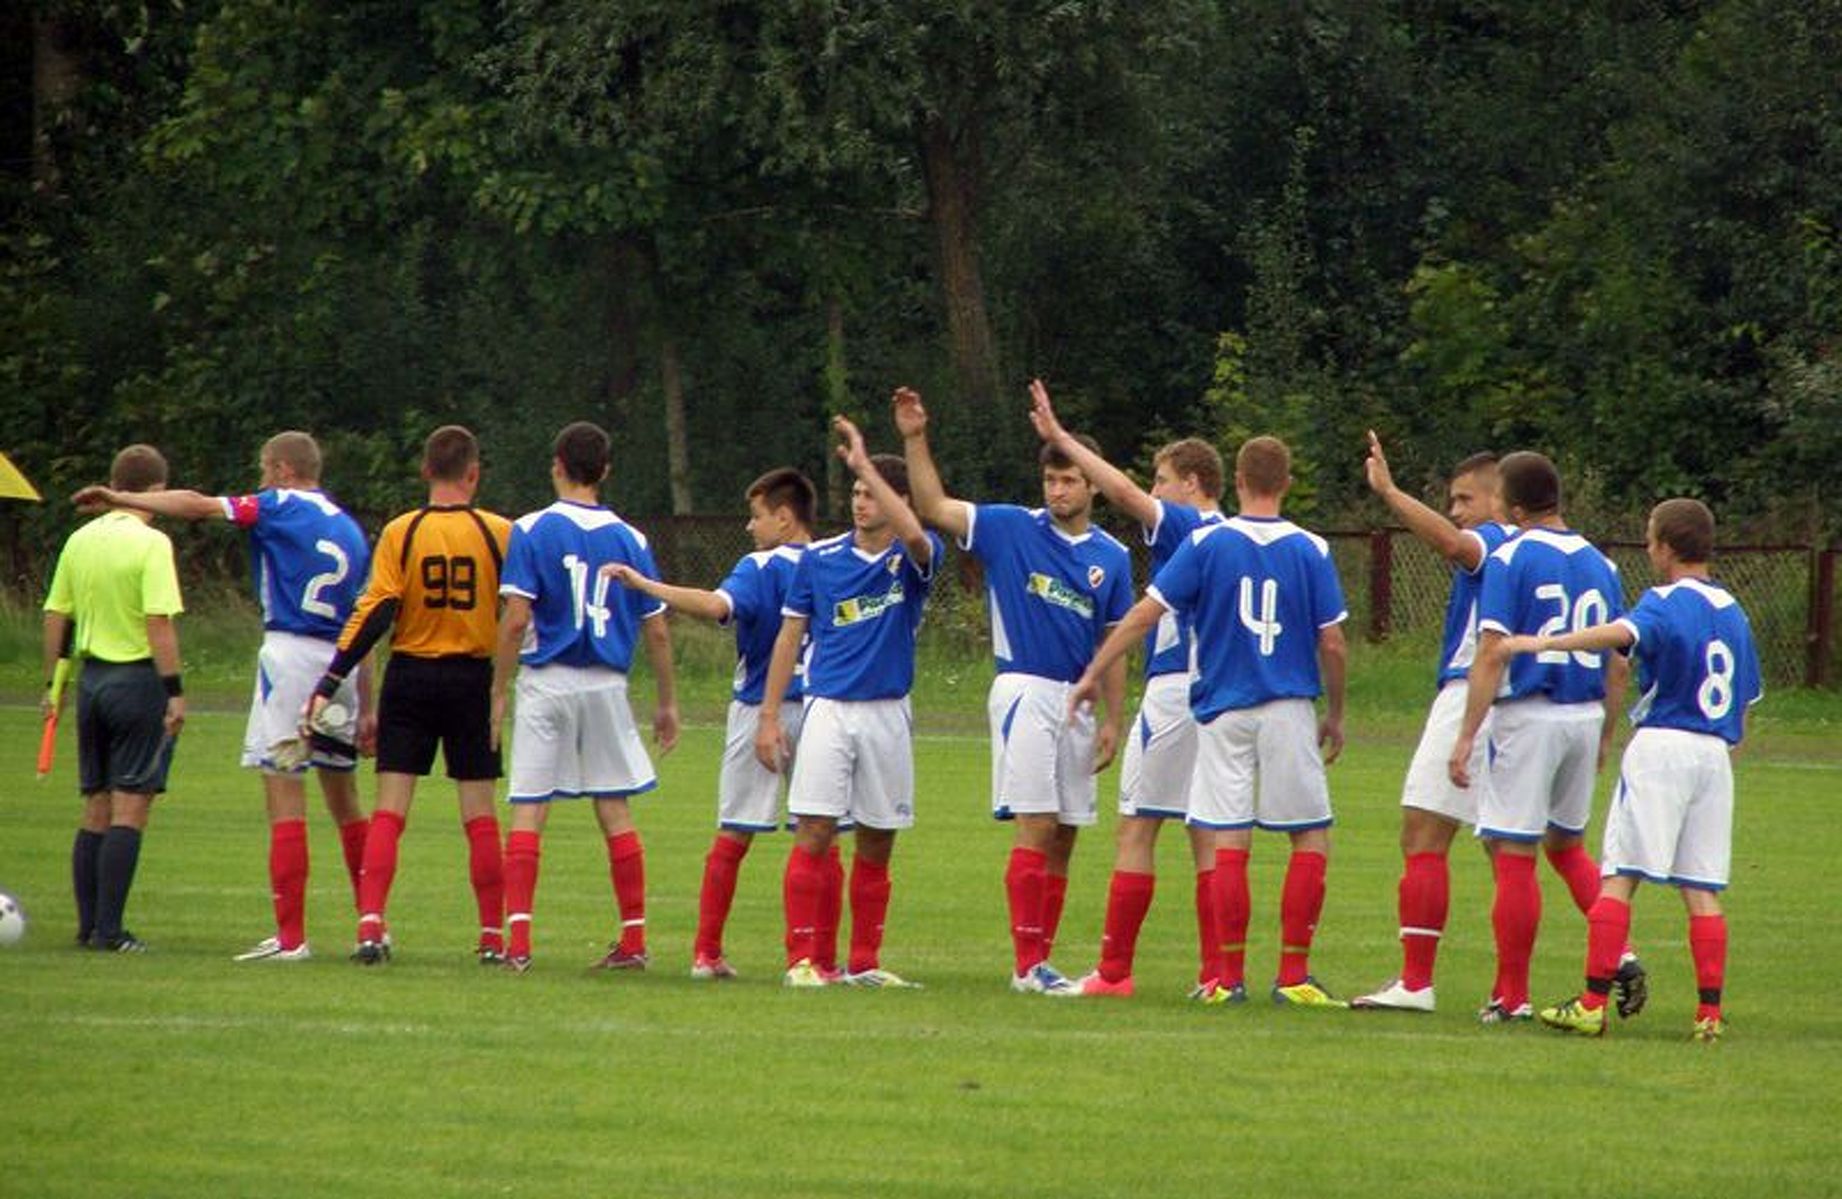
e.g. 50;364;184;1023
1087;564;1106;589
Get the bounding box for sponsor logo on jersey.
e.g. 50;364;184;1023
834;582;905;627
1027;572;1095;620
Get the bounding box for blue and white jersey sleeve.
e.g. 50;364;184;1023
1142;501;1219;678
720;548;804;705
499;522;542;601
1620;579;1762;744
717;555;765;627
1436;521;1515;686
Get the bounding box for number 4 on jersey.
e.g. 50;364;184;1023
1238;577;1283;656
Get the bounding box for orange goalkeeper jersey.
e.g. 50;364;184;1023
338;505;512;659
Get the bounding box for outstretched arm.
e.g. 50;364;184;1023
602;563;731;624
1365;431;1480;569
1500;622;1637;658
72;485;226;522
837;413;933;569
1069;597;1163;717
1029;379;1159;529
893;387;971;542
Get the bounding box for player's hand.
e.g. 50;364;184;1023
1092;722;1121;774
653;702;680;755
489;691;507;752
41;683;66;723
163;696;186;739
1364;430;1395;497
601;562;645;591
300;693;329;742
1318;715;1345;765
70;485;115;513
833;414;872;474
1448;732;1474;789
891;387;927;438
1027;379;1069;445
1066;672;1100;722
356;712;378;758
754;712;788;772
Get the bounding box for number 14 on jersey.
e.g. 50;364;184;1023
564;554;613;637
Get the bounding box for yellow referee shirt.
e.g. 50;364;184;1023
43;512;185;662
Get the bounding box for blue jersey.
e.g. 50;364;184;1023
1143;500;1225;678
224;489;370;640
784;530;946;701
717;544;807;705
1478;527;1626;703
500;501;666;670
1147;516;1348;722
1436;521;1517;686
1618;577;1762;744
963;504;1132;683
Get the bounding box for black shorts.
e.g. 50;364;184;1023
376;655;500;781
76;659;176;796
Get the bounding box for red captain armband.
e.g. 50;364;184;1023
225;495;262;527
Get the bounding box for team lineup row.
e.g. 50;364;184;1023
45;382;1760;1041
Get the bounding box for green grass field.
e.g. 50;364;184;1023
4;623;1841;1197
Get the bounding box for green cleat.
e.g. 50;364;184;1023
1538;996;1607;1037
1271;977;1347;1008
1691;1016;1726;1043
783;958;828;988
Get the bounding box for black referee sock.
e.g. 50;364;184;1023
72;829;105;943
94;825;144;943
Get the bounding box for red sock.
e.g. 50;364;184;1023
356;809;405;942
465;815;504;954
1042;873;1069;961
503;830;542;958
815;845;844;973
1581;894;1629;1011
1278;851;1327;987
1195;869;1223;985
1213;848;1250;988
1545;844;1602;916
337;818;369;909
1098;870;1156;983
606;830;646;954
269;819;309;951
1491;852;1541;1010
848;857;891;974
1399;852;1449;992
695;835;750;961
1689;913;1727;1021
1005;847;1049;975
782;844;824;966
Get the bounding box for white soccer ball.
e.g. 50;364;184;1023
0;892;26;948
315;701;351;732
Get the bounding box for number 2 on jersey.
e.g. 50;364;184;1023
1533;583;1609;667
301;539;352;619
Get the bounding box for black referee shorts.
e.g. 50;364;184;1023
76;659;176;796
375;655;500;781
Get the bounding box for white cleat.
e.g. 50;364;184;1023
1351;978;1435;1012
841;967;923;989
234;936;312;963
1011;962;1078;996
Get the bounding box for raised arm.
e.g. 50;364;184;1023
892;388;971;542
72;485;227;522
837;413;933;569
1365;431;1480;569
602;563;731;624
1029;379;1159;529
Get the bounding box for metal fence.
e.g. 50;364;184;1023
642;516;1838;689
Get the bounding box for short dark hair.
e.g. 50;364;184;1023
869;453;910;500
1235;436;1291;498
553;421;610;486
1498;451;1561;516
1452;451;1498;479
263;431;322;482
110;445;168;493
423;425;479;483
1649;497;1714;563
1156;438;1225;499
747;467;817;529
1040;433;1103;472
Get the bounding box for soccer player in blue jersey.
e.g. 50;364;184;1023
490;421;679;972
755;412;944;989
604;467;822;980
1351;436;1513;1012
1449;451;1642;1024
1503;499;1760;1042
1072;435;1350;1006
899;383;1133;996
1028;381;1231;999
75;432;374;962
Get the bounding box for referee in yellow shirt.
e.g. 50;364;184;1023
44;445;186;953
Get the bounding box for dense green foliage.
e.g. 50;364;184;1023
5;0;1840;575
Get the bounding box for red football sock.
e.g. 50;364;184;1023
1098;870;1156;983
606;830;646;954
1213;848;1251;988
815;845;844;973
356;809;405;942
1195;869;1222;985
1399;852;1449;992
269;819;309;951
465;815;504;954
1689;913;1727;1021
782;844;825;966
1005;847;1049;975
1278;850;1327;987
1042;872;1069;960
1581;894;1630;1012
337;817;369;909
695;835;750;961
1491;852;1541;1010
1545;844;1602;917
503;830;542;958
848;857;892;974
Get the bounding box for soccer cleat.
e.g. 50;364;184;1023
91;931;147;953
1011;962;1076;995
842;966;923;989
815;965;845;985
1538;995;1607;1038
1190;980;1247;1005
1350;978;1436;1013
1613;953;1649;1019
690;955;738;981
1068;971;1134;998
1477;997;1534;1024
590;945;650;971
351;938;390;966
235;936;311;963
476;947;506;967
1272;976;1347;1008
502;955;533;974
1690;1016;1726;1043
783;958;828;988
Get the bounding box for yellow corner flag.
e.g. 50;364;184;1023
0;451;42;501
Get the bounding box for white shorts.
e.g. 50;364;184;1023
1400;680;1491;825
787;697;914;830
719;699;806;832
1601;728;1733;891
507;665;656;803
243;631;356;773
1118;673;1198;819
1476;699;1603;842
1186;698;1333;832
987;674;1098;827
